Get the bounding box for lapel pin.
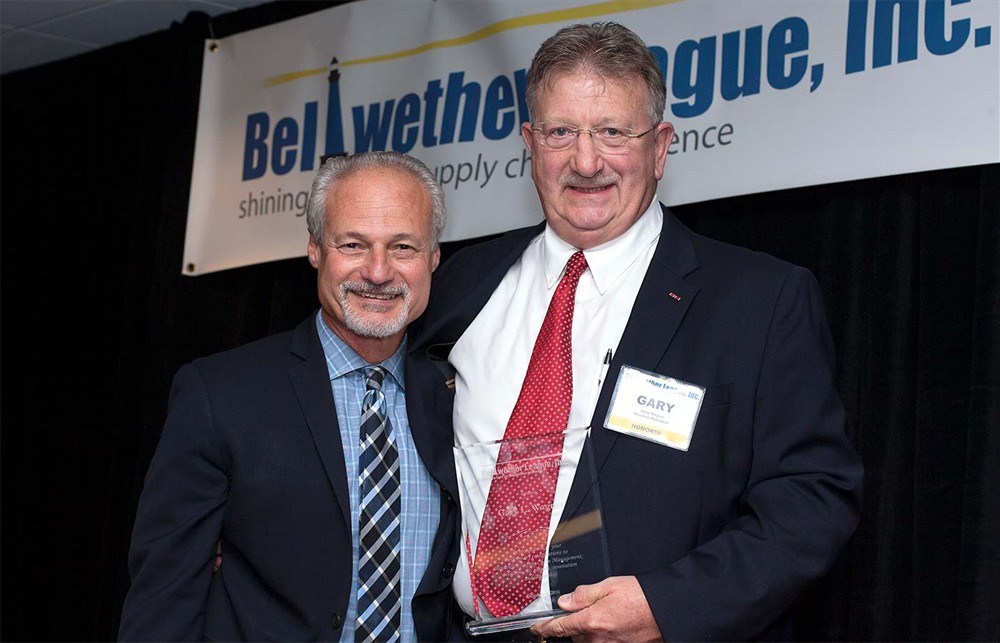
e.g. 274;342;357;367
668;292;682;301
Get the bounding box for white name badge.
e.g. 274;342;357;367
603;366;705;451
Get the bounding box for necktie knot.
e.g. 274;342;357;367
365;366;386;392
564;250;588;282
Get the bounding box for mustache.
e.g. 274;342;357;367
340;280;408;298
559;171;620;188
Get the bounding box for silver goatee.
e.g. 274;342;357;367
337;280;411;338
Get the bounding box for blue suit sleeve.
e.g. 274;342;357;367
119;362;229;641
637;267;864;640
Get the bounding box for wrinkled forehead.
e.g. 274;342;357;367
534;69;650;119
325;169;433;226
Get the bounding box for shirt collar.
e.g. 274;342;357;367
541;200;662;294
314;311;407;390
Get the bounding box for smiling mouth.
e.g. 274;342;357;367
354;291;398;301
340;279;409;311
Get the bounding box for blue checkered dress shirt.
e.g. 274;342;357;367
315;313;441;642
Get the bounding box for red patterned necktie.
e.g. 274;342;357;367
473;251;589;617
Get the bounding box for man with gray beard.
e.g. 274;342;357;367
120;152;462;642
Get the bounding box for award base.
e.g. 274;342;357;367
465;609;566;636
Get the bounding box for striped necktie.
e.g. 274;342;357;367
356;366;401;642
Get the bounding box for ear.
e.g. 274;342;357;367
653;121;675;181
307;236;321;269
431;247;441;272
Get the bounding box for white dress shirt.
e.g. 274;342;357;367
450;200;663;617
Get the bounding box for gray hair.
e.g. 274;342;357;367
525;22;665;127
305;151;447;248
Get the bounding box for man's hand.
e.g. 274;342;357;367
529;576;662;642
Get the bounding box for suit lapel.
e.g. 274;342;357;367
287;317;351;527
405;352;460;502
589;207;701;471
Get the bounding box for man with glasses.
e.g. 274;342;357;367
412;22;862;641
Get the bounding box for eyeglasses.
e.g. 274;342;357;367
530;122;659;154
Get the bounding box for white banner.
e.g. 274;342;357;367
183;0;999;275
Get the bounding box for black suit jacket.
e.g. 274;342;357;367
120;315;461;641
409;206;863;640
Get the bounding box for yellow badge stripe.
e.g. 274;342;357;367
607;415;688;446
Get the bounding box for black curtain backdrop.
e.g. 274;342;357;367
1;2;997;641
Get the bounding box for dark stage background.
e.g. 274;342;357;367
2;2;997;640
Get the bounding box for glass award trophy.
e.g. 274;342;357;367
455;427;610;636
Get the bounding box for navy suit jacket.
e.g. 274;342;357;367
120;315;461;641
409;206;863;640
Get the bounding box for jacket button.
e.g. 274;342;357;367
331;613;342;629
441;563;455;578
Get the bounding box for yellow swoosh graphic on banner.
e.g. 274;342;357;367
260;0;680;87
